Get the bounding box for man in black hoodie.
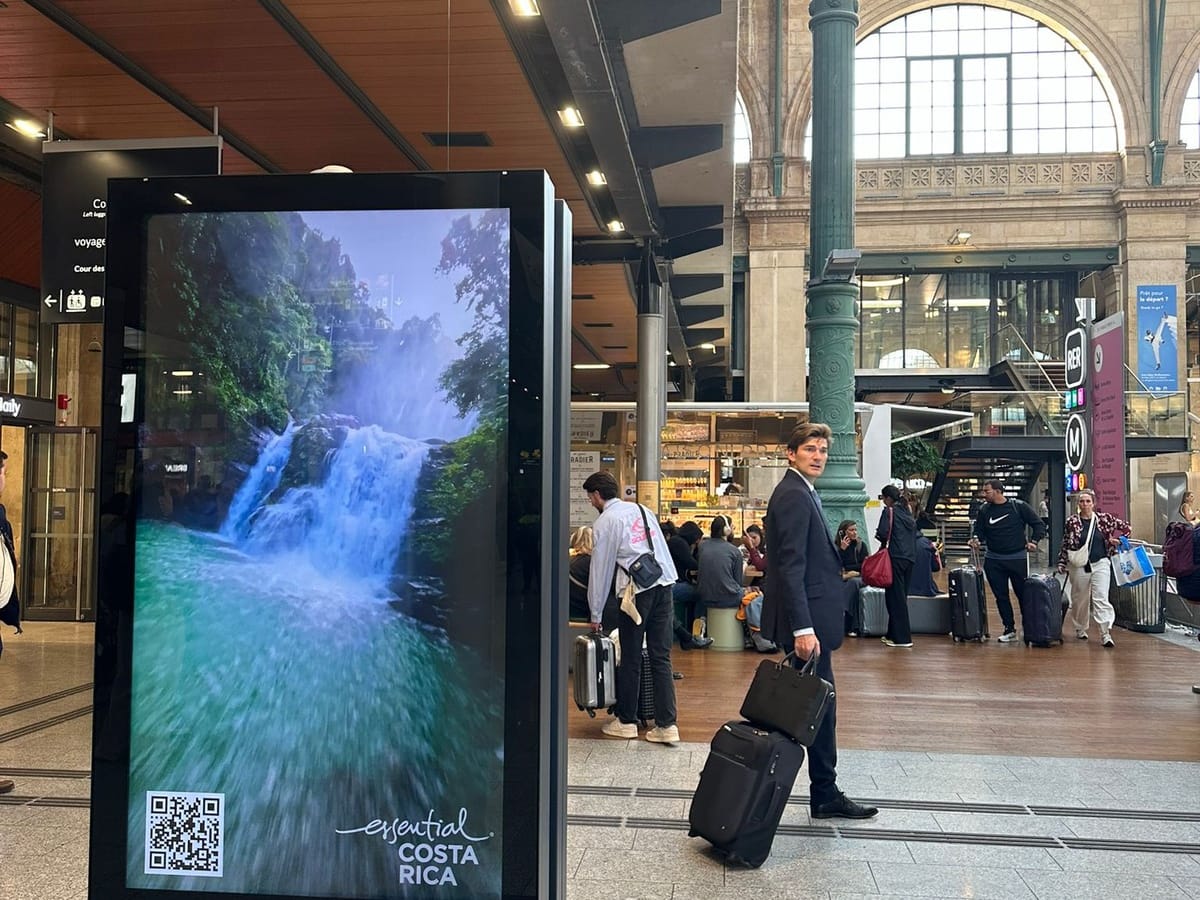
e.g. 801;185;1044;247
969;478;1046;642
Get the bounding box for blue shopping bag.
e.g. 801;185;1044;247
1112;536;1154;587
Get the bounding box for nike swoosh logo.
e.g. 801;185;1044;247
988;515;1009;524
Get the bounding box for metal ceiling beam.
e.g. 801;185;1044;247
536;0;656;236
661;205;724;239
630;125;724;170
676;303;724;326
592;0;722;43
25;0;281;173
672;275;724;300
258;0;430;170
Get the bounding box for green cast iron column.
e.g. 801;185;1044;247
807;0;867;529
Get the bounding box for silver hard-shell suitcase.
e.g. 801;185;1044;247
857;585;888;637
573;632;617;715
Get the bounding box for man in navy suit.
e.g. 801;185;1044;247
762;423;877;819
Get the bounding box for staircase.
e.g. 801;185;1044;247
931;455;1044;558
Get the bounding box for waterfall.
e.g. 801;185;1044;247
241;426;428;581
220;422;297;541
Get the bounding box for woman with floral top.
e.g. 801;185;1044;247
1055;489;1131;648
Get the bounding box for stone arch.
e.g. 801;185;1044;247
1163;32;1200;147
736;55;773;160
785;0;1142;153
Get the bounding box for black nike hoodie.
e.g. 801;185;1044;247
972;498;1046;555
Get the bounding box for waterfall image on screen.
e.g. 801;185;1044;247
125;208;510;898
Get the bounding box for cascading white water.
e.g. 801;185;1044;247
219;421;297;542
241;425;429;581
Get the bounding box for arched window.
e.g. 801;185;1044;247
735;93;751;163
1182;69;1200;148
804;4;1119;159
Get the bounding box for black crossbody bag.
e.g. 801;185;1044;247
619;503;664;589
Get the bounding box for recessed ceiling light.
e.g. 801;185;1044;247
607;220;625;233
6;119;45;138
507;0;540;14
700;342;716;350
572;363;611;370
558;107;584;128
171;370;194;377
172;389;193;396
173;192;192;205
586;170;607;186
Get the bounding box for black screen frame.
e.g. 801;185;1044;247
90;170;562;900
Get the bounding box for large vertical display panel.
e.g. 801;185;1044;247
91;172;562;900
1091;313;1127;518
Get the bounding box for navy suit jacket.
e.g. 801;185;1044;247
762;469;847;652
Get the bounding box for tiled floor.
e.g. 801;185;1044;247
3;623;1200;899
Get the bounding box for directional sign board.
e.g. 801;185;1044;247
1065;413;1088;472
1064;327;1087;390
40;139;220;324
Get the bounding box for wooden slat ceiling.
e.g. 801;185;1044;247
0;180;40;288
0;0;637;395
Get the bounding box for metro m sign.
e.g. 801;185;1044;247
1064;327;1086;389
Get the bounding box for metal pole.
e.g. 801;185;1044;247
807;0;867;532
636;252;665;511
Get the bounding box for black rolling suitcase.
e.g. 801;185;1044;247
636;646;655;726
949;562;988;642
1021;574;1067;646
688;721;805;868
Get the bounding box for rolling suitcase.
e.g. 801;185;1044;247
949;564;988;642
857;585;888;637
1021;574;1067;647
573;633;617;716
688;720;805;868
636;646;655;726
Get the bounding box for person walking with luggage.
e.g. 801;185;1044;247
584;471;681;744
876;485;916;648
1055;488;1130;648
761;423;878;820
969;479;1046;642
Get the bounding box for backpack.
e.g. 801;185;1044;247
1163;521;1196;578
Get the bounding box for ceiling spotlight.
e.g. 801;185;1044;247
607;219;625;234
5;119;45;138
937;378;956;395
572;363;611;370
506;0;540;15
947;228;972;246
586;170;607;186
558;107;584;128
700;342;716;351
173;192;192;205
171;370;194;377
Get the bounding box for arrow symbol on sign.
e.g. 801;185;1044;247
44;294;56;308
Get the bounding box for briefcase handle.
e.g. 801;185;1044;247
776;650;820;674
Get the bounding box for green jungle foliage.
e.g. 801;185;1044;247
410;420;502;566
146;211;382;434
435;209;510;429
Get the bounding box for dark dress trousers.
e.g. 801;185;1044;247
761;469;849;806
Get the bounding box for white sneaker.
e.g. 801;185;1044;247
1101;633;1115;648
601;718;637;739
997;630;1019;643
1075;631;1089;640
646;725;680;744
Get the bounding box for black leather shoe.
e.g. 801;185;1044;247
811;793;879;819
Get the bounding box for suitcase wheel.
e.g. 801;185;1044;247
586;708;596;718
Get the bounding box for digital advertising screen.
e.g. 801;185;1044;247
91;172;562;900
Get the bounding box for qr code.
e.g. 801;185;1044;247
144;791;225;877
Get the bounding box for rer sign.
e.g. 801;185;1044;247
1064;327;1086;390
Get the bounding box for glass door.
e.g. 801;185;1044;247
24;427;97;621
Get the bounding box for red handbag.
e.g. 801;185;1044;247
861;508;894;588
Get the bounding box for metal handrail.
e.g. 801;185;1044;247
990;324;1063;435
992;324;1059;387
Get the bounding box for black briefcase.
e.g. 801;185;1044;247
739;652;834;746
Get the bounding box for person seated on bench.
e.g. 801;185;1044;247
694;515;744;638
569;526;618;631
908;534;942;598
